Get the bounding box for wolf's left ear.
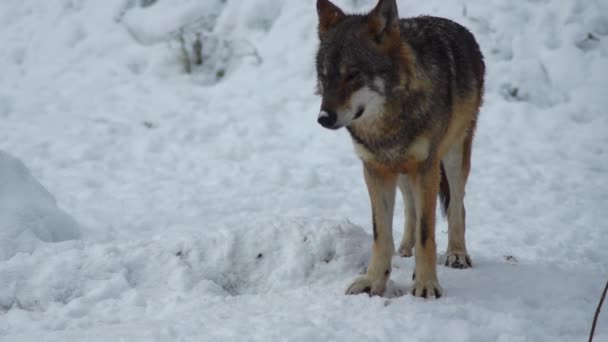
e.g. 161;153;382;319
368;0;399;40
317;0;345;37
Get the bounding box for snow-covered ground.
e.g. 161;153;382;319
1;0;607;340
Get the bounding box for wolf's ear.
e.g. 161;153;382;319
368;0;399;41
317;0;345;37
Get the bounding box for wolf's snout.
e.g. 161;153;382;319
318;110;338;129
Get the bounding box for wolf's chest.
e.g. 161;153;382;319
351;135;429;173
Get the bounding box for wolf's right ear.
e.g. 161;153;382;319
368;0;399;41
317;0;345;37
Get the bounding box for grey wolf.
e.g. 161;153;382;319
315;0;485;298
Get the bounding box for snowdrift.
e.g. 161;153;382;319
0;151;80;261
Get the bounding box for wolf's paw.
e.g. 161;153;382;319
412;280;443;299
444;251;472;269
345;275;387;296
397;244;413;257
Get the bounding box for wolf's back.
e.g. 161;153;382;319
400;16;485;97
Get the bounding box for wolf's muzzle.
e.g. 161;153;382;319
317;110;338;129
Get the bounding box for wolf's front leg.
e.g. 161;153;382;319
411;161;443;298
346;165;396;296
397;175;416;257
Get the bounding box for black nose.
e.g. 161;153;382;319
318;110;337;129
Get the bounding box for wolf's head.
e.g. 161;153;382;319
315;0;402;130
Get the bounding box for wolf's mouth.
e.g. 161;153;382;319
353;106;365;120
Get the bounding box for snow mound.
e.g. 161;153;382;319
122;0;225;44
0;151;80;261
0;219;367;313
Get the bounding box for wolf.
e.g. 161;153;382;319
315;0;485;298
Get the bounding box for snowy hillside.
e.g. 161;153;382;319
1;0;607;341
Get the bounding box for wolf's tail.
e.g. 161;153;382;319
439;162;450;217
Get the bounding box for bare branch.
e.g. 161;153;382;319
589;279;608;342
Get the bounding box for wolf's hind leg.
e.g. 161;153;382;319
442;136;473;269
397;175;416;257
346;166;396;296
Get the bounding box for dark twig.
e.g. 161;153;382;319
589;280;608;342
193;32;203;66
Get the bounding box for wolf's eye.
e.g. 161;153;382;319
346;70;361;82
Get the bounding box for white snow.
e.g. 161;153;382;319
1;0;607;341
